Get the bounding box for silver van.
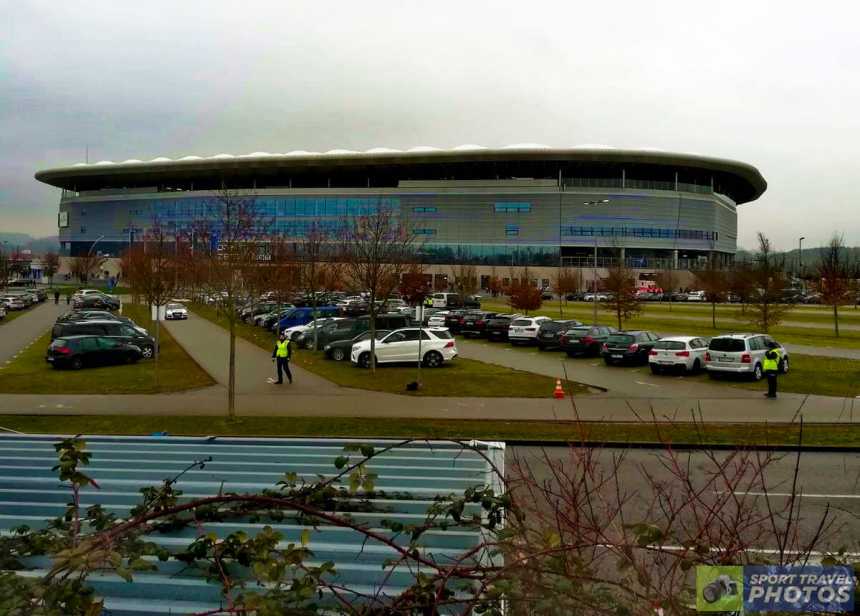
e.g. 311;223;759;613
705;333;788;380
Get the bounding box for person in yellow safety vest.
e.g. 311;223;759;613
271;333;293;385
762;348;781;398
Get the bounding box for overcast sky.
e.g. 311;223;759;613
2;0;858;249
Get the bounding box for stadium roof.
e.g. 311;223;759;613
35;144;767;203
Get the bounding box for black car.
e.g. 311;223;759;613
340;300;370;317
323;330;390;361
73;294;120;311
47;335;143;369
559;325;617;357
51;320;157;359
304;313;412;349
537;319;582;351
57;310;133;324
601;330;661;365
443;310;470;334
459;311;498;338
485;314;521;341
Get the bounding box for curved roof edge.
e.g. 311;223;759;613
35;146;767;203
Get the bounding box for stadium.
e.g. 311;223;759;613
35;145;766;288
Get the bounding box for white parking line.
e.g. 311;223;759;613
634;380;659;388
732;491;860;500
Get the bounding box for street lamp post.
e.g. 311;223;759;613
584;200;609;324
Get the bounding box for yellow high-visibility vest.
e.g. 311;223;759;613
763;349;780;372
276;340;290;358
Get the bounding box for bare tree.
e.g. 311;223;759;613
507;266;542;314
42;252;60;287
728;259;756;314
654;268;677;311
449;262;478;296
601;263;641;330
0;250;10;288
748;232;792;332
70;252;107;285
343;202;416;374
694;258;729;328
816;234;854;336
552;266;579;318
196;185;268;419
297;223;329;350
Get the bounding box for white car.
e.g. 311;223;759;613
648;336;710;374
351;327;457;368
508;316;551;345
164;303;188;320
706;333;789;381
686;290;706;302
427;311;449;328
284;317;342;346
583;293;609;302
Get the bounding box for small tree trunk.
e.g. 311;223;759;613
712;301;716;329
616;303;622;331
228;320;236;421
833;304;840;337
154;309;161;390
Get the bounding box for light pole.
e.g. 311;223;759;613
798;236;806;292
584;199;609;324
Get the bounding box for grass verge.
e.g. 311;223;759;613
481;300;860;350
0;303;215;394
0;414;856;448
191;303;595;397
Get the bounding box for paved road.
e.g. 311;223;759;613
510;446;860;552
0;302;66;365
0;310;856;423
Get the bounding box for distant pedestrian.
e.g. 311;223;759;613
53;290;60;304
763;348;780;398
271;333;293;385
65;292;71;305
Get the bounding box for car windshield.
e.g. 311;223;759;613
431;330;453;339
511;319;532;326
568;327;591;337
653;340;686;351
607;334;635;345
167;304;183;309
709;338;746;352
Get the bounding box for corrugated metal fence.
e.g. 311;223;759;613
0;434;505;615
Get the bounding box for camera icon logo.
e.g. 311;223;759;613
696;566;743;612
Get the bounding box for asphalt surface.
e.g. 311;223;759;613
0;301;66;365
509;446;860;552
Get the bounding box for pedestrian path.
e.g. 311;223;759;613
0;302;66;365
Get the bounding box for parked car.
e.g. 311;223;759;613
559;324;616;357
670;292;688;302
351;327;457;368
583;293;609;302
164;303;188;320
536;319;582;351
0;296;27;311
431;292;463;308
705;333;789;381
46;335;143;369
73;293;120;311
0;304;5;320
340;300;370;317
601;330;661;365
276;306;339;331
427;311;449;328
308;314;412;349
288;318;343;348
57;310;133;324
323;329;390;362
485;314;522;342
686;291;706;302
459;311;498;338
443;310;471;334
648;336;710;374
241;302;279;322
51;320;157;359
508;316;551;345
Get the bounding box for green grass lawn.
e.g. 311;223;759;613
191;304;594;397
481;299;860;349
0;414;855;448
0;303;215;394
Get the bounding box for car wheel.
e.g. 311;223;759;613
141;346;154;360
358;352;371;369
752;364;763;381
779;357;789;374
650;364;661;375
71;357;83;370
690;359;701;374
332;348;346;362
423;350;443;368
302;338;314;350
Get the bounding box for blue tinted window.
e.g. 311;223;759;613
413;206;437;213
414;228;436;235
494;202;531;213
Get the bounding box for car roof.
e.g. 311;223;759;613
712;333;757;339
656;335;700;342
62;319;123;325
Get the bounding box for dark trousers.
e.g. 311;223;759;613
766;371;777;397
276;357;292;384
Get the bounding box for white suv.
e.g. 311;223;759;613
351;327;457;368
508;316;551;345
649;336;709;374
705;333;789;381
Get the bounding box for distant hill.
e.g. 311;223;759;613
0;233;59;254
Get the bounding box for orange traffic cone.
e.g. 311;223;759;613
553;379;565;399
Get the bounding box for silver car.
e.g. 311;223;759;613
705;333;789;381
